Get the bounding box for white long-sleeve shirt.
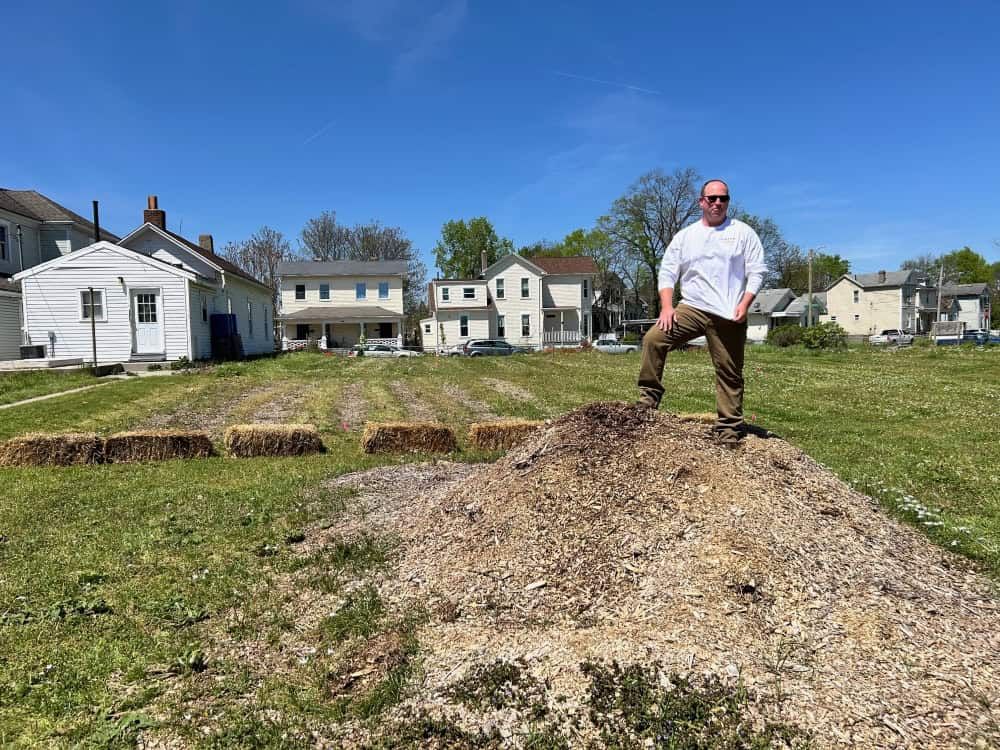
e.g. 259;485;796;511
658;217;767;320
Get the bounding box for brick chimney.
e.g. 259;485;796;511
878;269;886;283
144;195;166;229
198;234;214;252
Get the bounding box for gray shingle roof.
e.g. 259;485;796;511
776;292;828;316
276;305;401;321
749;288;794;314
0;189;119;241
278;260;408;276
939;283;990;296
844;270;922;289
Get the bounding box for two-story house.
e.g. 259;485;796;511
1;188;120;360
939;283;992;331
821;270;937;337
14;196;274;363
420;254;598;351
275;260;408;349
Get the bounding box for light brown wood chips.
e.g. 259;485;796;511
334;402;1000;748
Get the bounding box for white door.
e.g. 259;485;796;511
132;290;163;353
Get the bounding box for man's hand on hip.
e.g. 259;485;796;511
656;305;676;332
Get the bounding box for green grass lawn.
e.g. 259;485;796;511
0;369;103;406
1;346;998;746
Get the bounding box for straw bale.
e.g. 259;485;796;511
104;430;214;463
360;422;457;454
468;420;543;451
0;433;104;467
676;411;716;423
224;424;325;458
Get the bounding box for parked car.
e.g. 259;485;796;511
869;329;914;346
593;338;639;354
969;329;1000;345
462;339;529;356
353;344;422;358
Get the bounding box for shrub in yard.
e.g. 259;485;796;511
767;325;803;347
801;322;847;350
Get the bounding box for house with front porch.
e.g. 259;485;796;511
276;260;408;349
420;254;597;351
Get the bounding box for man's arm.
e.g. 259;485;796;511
657;288;675;331
735;227;767;322
658;234;683;331
733;292;755;323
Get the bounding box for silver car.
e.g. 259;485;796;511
355;344;422;358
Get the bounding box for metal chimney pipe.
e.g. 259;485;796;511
92;201;101;243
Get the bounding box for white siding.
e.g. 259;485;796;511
39;228;70;262
432;281;488;310
0;292;22;360
125;228;220;279
542;276;583;308
225;275;275;355
280;275;404;315
0;213;43;275
432;310;490;350
20;247;191;362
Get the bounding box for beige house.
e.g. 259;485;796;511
276;260;408;349
420;254;598;352
821;270;937;336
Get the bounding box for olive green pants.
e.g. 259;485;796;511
637;304;747;439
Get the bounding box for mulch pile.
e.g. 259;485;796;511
338;402;999;748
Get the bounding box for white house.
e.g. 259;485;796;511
420;254;598;351
746;288;795;342
275;260;409;348
939;283;992;331
13;196;274;363
1;188;120;360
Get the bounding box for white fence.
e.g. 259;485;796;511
282;335;402;351
542;330;583;345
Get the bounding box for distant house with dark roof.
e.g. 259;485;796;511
421;254;598;351
275;259;410;348
1;188;122;360
771;291;829;328
821;269;938;336
939;283;992;330
746;288;795;342
13;196;273;363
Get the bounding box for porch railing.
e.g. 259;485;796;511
282;335;403;351
542;330;583;345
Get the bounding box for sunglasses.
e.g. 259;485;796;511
702;195;730;204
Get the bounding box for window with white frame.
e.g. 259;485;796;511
295;284;305;300
521;278;529;298
379;282;389;299
854;314;859;321
442;287;450;301
424;323;431;334
497;314;505;338
460;315;469;337
495;278;505;299
583;279;589;299
853;290;860;303
356;282;366;300
463;287;475;299
80;289;105;321
831;315;837;321
202;296;208;322
320;283;330;300
0;224;7;260
248;300;254;336
521;314;530;336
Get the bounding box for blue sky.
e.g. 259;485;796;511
4;0;998;276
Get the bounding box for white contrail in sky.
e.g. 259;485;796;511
302;120;337;146
552;70;661;95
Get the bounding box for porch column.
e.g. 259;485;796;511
397;318;403;347
560;311;565;344
359;321;365;343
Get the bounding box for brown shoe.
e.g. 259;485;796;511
635;398;657;410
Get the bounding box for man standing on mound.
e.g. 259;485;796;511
636;179;767;446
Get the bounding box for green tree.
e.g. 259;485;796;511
433;217;514;279
812;252;851;290
939;247;991;284
733;212;805;291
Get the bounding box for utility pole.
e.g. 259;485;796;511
935;263;944;325
807;249;815;327
88;286;98;371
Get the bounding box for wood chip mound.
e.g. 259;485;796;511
0;432;105;467
361;402;999;748
224;424;325;457
104;430;214;463
361;422;457;454
468;420;544;451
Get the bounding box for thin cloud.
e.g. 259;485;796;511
392;0;467;79
552;70;661;96
302;120;336;146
